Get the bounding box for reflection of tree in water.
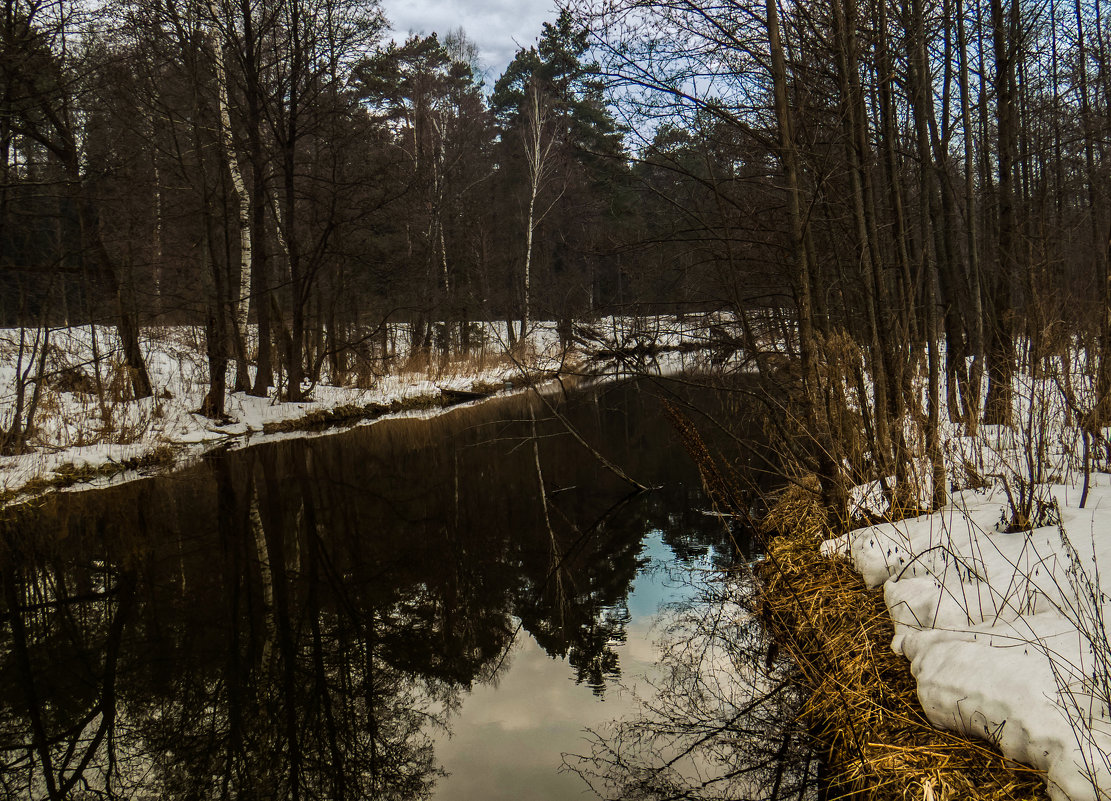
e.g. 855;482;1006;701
120;606;452;801
512;510;643;693
512;456;647;695
0;385;696;797
567;567;817;800
0;538;139;801
640;486;745;567
0;462;456;801
0;379;773;799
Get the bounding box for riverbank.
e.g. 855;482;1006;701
756;483;1049;801
0;375;736;801
0;316;726;504
0;384;513;505
0;325;554;505
0;369;522;507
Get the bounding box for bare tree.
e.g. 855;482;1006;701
519;79;564;341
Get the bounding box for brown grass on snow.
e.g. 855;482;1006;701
756;481;1048;801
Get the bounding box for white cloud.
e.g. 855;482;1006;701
380;0;559;80
431;628;663;799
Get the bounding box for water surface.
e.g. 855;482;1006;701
0;378;772;800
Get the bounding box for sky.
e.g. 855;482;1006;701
379;0;560;82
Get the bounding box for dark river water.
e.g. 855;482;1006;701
0;377;807;801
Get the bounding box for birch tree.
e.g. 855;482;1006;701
206;0;253;394
519;80;562;341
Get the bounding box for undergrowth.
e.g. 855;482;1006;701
756;484;1049;801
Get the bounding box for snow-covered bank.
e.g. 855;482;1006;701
0;323;553;500
0;315;724;502
825;476;1111;800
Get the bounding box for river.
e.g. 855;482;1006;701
0;376;810;800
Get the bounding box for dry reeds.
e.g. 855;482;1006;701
756;482;1048;801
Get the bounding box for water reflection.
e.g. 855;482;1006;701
566;565;818;801
0;380;756;800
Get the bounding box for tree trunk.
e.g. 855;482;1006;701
907;0;948;509
245;0;272;398
201;213;228;418
831;0;893;481
766;0;848;527
957;0;985;434
984;0;1019;427
207;0;252;394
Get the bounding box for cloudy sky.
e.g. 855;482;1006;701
380;0;560;81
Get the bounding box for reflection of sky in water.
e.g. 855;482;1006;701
433;530;709;800
628;529;715;618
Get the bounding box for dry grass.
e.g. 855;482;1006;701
344;341;533;390
0;444;180;507
259;397;439;434
756;482;1049;801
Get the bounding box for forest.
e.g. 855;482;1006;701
5;0;1111;798
1;3;638;431
579;0;1111;529
1;0;1108;513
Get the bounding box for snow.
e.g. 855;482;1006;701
825;460;1111;799
0;323;547;498
800;337;1111;799
0;315;729;501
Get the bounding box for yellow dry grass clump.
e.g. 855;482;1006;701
757;481;1048;801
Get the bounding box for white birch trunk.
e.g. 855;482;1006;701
207;0;252;334
523;188;535;337
433;113;450;297
521;84;558;343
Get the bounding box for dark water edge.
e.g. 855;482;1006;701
0;377;813;800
